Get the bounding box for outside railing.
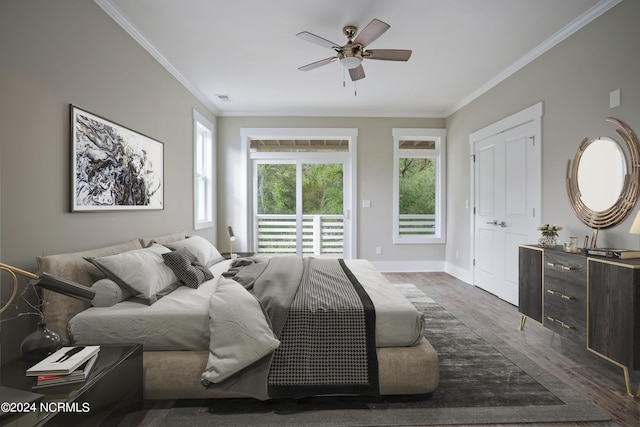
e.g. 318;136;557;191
255;213;435;255
256;214;343;256
398;214;436;236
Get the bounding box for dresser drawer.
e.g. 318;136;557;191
544;251;586;285
544;275;587;343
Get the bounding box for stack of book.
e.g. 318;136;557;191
586;248;640;259
26;346;100;388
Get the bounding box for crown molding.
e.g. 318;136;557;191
445;0;623;117
94;0;221;116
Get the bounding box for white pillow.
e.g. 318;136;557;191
87;244;178;304
90;278;132;307
201;279;280;384
166;236;224;267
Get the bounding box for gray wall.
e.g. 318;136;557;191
217;116;445;262
2;0;638;361
0;0;216;361
445;0;640;277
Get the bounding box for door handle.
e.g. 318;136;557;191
486;220;498;225
499;221;507;227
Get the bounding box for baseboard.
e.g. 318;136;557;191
369;260;473;284
444;262;472;284
370;260;445;272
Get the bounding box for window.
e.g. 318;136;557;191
241;128;357;258
193;110;214;230
392;128;446;244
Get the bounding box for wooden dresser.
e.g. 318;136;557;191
519;244;640;397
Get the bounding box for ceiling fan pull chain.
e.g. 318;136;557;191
354;81;357;96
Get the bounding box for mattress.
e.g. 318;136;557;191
68;258;424;350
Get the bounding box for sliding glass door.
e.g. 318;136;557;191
255;160;345;257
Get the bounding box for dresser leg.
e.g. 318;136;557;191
622;366;640;398
519;315;527;331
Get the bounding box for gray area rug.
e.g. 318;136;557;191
150;283;610;426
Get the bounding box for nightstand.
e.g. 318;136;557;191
0;344;143;427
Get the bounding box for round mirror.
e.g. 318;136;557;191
566;117;640;230
576;137;626;211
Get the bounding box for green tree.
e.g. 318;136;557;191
257;164;296;214
399;158;435;215
303;164;343;214
256;163;343;215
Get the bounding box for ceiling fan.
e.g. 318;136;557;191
296;18;412;81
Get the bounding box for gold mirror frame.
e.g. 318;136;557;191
566;117;640;232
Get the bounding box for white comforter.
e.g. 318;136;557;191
68;258;424;350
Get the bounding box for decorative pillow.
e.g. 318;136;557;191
90;278;133;307
85;244;178;305
162;248;213;289
201;280;280;384
166;236;224;267
138;230;187;247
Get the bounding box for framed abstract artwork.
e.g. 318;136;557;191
70;105;164;211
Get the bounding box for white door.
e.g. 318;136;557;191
473;120;540;305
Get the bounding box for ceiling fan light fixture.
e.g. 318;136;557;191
338;55;362;69
339;56;362;69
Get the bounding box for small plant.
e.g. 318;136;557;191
537;224;562;237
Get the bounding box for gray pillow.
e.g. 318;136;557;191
166;236;224;267
162;248;213;289
90;278;133;307
85;243;178;305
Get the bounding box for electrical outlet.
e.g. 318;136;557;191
376;247;382;255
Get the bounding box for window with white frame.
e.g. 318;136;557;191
193;110;214;230
392;128;446;244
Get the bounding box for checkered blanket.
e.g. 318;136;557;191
205;256;379;400
267;258;379;398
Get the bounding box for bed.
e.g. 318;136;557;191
37;231;439;400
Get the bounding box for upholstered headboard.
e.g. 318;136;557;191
37;231;186;343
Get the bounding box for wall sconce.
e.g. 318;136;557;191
0;263;95;360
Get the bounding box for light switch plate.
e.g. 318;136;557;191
610;89;621;108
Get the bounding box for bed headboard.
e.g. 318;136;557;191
37;231;186;343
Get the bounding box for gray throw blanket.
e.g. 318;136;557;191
207;256;379;400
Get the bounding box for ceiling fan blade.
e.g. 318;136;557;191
353;19;390;47
296;31;340;50
349;64;365;81
366;49;412;61
298;56;337;71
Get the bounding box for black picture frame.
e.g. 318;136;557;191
70;105;164;211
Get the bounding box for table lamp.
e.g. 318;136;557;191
0;263;95;360
630;211;640;236
227;225;236;258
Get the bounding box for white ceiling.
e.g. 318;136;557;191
97;0;618;118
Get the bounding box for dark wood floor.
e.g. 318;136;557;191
383;271;640;427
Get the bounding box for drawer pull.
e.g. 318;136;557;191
545;316;575;330
546;289;575;300
546;262;574;271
